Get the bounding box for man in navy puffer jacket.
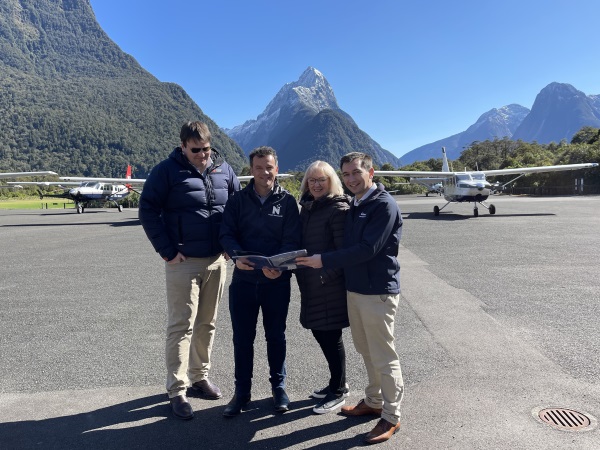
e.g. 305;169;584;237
139;121;240;420
219;146;301;417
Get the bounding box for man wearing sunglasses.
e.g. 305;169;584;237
140;121;241;420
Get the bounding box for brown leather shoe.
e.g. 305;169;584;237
189;379;223;400
364;418;400;444
340;399;382;417
169;395;194;420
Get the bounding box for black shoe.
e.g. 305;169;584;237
223;394;251;417
272;387;289;412
313;391;346;414
189;379;223;399
169;395;194;420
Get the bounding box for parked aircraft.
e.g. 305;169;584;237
375;148;598;217
9;166;143;213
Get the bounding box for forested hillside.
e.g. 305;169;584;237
0;0;246;177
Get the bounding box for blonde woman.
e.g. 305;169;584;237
296;160;350;414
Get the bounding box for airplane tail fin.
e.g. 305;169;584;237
441;147;450;172
126;165;132;180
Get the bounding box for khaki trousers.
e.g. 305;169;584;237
347;291;404;424
164;254;226;398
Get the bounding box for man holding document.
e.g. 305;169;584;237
219;146;302;417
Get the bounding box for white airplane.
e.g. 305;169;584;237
411;179;444;196
9;166;143;213
375;147;599;217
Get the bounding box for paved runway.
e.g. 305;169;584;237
1;194;599;449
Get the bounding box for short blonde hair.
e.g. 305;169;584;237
300;160;344;197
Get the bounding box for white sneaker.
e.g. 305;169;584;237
311;383;349;399
313;392;346;414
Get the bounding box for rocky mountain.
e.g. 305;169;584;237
400;104;531;164
226;67;401;171
0;0;247;176
512;83;600;143
402;83;600;165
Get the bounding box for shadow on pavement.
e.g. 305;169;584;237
1;394;372;449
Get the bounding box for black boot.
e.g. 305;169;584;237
223;394;251;417
272;387;289;412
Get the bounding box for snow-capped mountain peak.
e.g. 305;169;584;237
226;67;340;151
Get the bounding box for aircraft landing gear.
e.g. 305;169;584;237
433;202;451;216
478;201;496;215
117;204;123;212
76;203;84;214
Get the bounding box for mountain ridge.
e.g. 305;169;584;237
402;83;600;165
0;0;247;176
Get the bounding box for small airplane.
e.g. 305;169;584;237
375;147;599;217
411;179;444;196
9;166;144;213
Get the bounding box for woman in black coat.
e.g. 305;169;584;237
296;160;350;414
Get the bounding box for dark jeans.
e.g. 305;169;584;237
311;328;346;395
229;278;291;396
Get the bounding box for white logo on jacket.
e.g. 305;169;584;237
269;204;283;217
359;212;367;218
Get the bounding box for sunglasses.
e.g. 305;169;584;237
189;146;212;154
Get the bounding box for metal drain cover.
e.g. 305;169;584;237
538;408;592;431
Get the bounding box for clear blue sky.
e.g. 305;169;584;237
89;0;599;158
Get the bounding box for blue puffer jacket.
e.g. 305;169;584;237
321;183;402;295
219;179;302;284
139;148;240;261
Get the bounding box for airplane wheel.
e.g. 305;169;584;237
434;205;440;216
118;205;123;212
474;209;479;217
489;204;496;215
77;204;83;214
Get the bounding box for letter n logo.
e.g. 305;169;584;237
272;205;281;215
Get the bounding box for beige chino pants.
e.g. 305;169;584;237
164;254;226;398
347;290;404;424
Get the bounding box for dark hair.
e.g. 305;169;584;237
340;152;373;171
249;146;278;167
180;121;211;146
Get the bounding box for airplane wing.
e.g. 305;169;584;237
238;174;293;182
7;181;81;186
374;162;598;178
59;176;146;184
0;171;57;179
374;170;451;178
57;173;293;183
480;162;598;176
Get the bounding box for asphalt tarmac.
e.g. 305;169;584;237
1;194;599;449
